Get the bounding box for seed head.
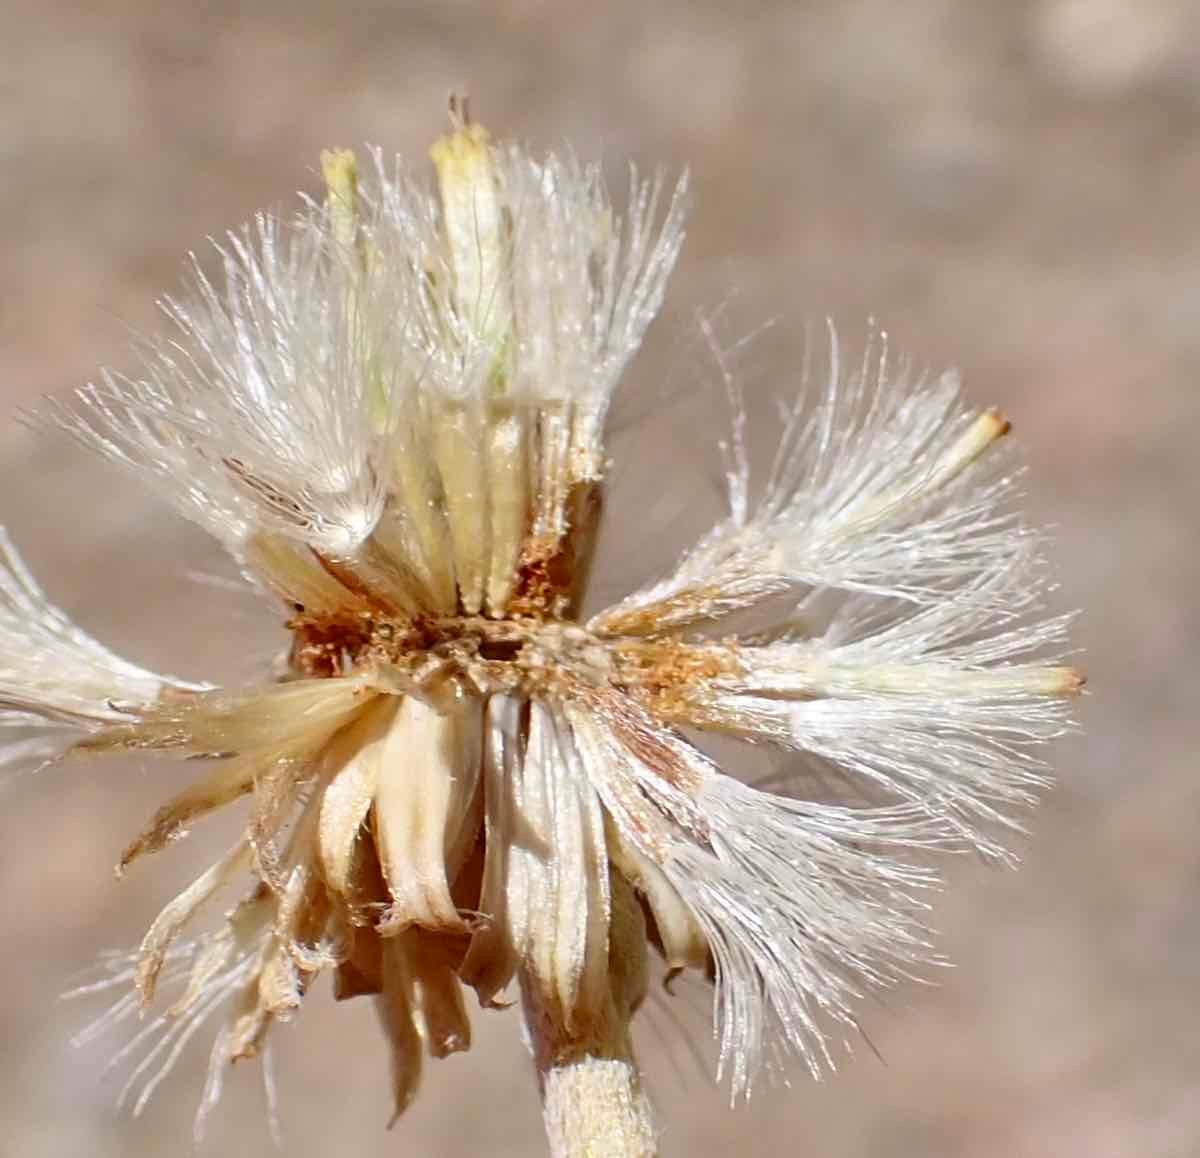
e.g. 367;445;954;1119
3;105;1081;1147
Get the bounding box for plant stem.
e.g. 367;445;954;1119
525;872;656;1156
537;1046;656;1158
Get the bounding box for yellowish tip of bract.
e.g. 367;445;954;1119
428;120;494;186
428;117;509;347
320;147;360;250
1052;666;1088;697
960;408;1011;467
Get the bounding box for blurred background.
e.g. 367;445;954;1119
1;1;1197;1155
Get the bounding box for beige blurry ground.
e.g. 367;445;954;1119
1;1;1198;1155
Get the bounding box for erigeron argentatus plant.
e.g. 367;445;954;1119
1;102;1082;1157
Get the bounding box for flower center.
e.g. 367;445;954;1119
286;609;616;696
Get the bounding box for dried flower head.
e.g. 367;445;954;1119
3;102;1081;1156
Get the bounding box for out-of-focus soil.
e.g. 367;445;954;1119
1;2;1197;1155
